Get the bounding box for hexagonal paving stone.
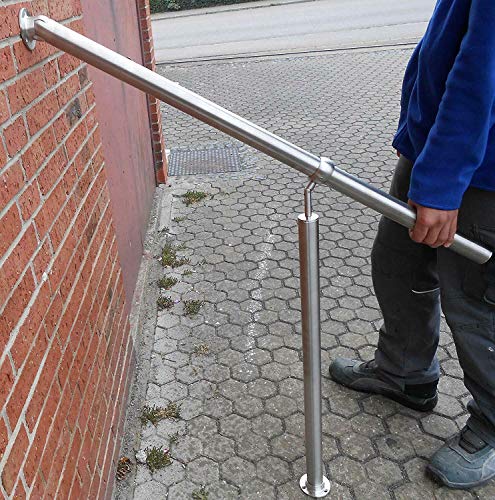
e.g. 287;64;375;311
256;456;291;485
133;480;169;500
339;432;376;462
422;413;458;440
203;434;236;462
353;482;392;500
247;378;277;399
260;361;291;382
328;456;367;486
189;416;218;439
273;347;300;365
153;459;186;486
252;414;283;439
266;395;298;418
365;457;403;485
374;434;415;462
186;456;219;484
203;396;233;419
231;362;260;382
167;480;197;499
234;394;264;418
271;433;305;462
172;435;203;463
237;433;270;462
219;414;251;438
221;456;256;484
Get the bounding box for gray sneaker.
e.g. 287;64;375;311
329;357;438;412
427;427;495;489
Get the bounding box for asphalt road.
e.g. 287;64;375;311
152;0;436;63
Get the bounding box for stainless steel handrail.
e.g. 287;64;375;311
19;10;493;265
18;9;493;498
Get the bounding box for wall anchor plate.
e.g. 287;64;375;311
19;8;37;51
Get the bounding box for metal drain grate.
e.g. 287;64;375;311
168;143;242;176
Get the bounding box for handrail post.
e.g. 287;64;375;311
298;180;331;498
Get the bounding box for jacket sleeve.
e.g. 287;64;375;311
408;1;495;210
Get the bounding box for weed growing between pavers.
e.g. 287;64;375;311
157;296;174;311
193;344;209;356
192;485;209;500
140;403;182;426
161;242;190;268
145;445;172;473
172;216;185;223
184;300;203;317
181;190;208;206
157;276;179;290
183;269;193;276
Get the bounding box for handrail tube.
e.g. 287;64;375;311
23;13;493;265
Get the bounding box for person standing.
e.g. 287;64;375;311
329;0;495;489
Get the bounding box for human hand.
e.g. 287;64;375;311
408;200;459;248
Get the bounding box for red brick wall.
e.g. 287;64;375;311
0;1;136;498
137;0;168;183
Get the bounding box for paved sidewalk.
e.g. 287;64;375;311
118;48;495;499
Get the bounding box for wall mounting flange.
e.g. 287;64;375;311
19;8;37;51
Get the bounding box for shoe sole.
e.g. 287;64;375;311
330;369;438;413
426;464;495;489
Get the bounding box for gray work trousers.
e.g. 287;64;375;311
373;156;495;447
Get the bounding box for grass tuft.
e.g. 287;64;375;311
161;242;190;268
184;300;203;317
141;403;182;426
157;276;178;290
192;486;209;500
181;190;208;207
157;296;174;311
145;445;172;473
193;344;209;356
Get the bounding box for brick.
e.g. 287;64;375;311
12;39;55;74
53;113;72;143
0;161;24;212
33;238;53;283
0;358;14;411
0;204;22;257
2;425;29;494
43;292;63;339
13;479;27;499
26;340;61;431
65;119;88;160
18;180;41;221
4;116;28;157
22;128;57;178
58;428;82;497
57;74;81;109
7;68;46;115
26;90;59;136
0;270;35;352
0;46;16;83
2;224;37;300
6;326;48;428
43;59;59;87
0;418;7;458
0;4;25;39
58;54;81;78
48;0;83;20
37;148;67;195
0;90;10;125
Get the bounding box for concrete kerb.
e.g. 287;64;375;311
151;0;317;20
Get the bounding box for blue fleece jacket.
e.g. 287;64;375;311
392;0;495;210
